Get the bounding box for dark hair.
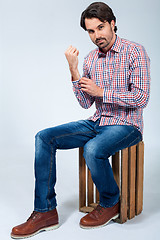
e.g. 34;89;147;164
80;2;117;33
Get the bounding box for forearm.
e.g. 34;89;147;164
103;87;150;109
70;67;80;82
72;80;95;109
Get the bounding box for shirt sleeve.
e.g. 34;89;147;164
103;45;150;109
72;58;95;109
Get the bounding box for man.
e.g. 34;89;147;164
11;2;150;238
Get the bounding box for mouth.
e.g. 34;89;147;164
97;40;104;44
96;38;105;44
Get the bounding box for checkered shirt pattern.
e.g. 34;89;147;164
72;35;150;134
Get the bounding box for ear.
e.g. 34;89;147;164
111;20;115;31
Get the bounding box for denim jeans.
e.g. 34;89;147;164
34;119;142;212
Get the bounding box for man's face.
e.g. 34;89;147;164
85;18;116;52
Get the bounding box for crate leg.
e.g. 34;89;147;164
136;141;144;215
112;151;120;223
120;147;129;223
87;168;94;206
128;145;136;219
79;147;86;212
112;152;120;188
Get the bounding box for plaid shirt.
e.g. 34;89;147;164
72;35;150;134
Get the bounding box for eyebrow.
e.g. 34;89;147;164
86;23;104;32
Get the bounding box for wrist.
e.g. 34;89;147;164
69;65;78;73
70;68;80;81
97;88;104;97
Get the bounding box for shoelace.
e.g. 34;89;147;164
94;205;104;215
27;211;40;221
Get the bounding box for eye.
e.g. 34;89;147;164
88;30;94;34
98;25;104;30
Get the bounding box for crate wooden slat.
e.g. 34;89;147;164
128;145;136;219
79;147;86;211
79;206;94;213
96;186;99;203
87;168;94;206
120;147;128;223
112;151;120;188
135;141;144;215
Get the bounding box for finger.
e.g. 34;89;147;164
79;80;87;86
65;46;75;55
81;77;91;82
79;77;88;82
81;88;89;93
73;49;79;56
81;87;87;91
79;79;90;84
65;45;72;53
69;47;77;54
80;84;88;88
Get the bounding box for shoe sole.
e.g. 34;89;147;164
11;223;59;239
80;214;119;229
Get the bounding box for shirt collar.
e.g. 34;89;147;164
111;35;122;53
98;35;122;58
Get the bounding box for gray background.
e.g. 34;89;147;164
0;0;160;239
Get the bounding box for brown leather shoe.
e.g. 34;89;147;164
80;201;120;229
11;208;59;239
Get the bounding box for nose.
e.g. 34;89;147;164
94;30;101;39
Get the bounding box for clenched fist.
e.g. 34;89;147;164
65;45;80;81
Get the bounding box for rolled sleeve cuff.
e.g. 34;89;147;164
72;78;81;89
103;88;114;103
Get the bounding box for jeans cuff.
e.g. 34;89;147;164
99;197;120;208
34;204;57;213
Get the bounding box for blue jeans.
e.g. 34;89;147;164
34;119;142;212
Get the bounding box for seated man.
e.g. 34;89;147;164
11;2;150;239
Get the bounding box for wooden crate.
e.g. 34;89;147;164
79;141;144;223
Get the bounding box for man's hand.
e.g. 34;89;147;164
79;77;104;97
65;46;80;81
